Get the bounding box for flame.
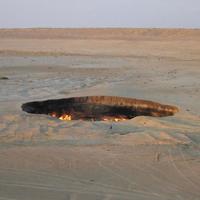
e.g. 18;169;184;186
59;114;72;121
103;117;127;122
51;112;57;118
50;113;72;121
50;113;126;122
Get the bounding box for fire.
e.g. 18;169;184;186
59;114;72;121
103;116;127;122
50;112;57;118
50;113;72;121
50;113;126;122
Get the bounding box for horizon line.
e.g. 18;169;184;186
0;27;200;30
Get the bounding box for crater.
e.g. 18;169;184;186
22;96;179;122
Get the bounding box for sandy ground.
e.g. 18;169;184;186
0;29;200;200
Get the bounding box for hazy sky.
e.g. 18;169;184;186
0;0;199;28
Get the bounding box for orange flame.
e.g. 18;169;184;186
59;114;72;121
50;113;72;121
50;113;126;122
103;117;127;122
50;112;57;118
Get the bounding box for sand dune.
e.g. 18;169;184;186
0;28;200;40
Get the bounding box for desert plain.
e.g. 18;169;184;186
0;28;200;199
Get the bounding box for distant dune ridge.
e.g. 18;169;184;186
0;28;200;40
0;28;200;60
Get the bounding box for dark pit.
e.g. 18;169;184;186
21;96;179;121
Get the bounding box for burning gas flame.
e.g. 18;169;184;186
50;112;57;118
50;113;72;121
59;114;72;121
50;112;126;122
102;117;127;122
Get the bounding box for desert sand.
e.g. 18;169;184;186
0;29;200;200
